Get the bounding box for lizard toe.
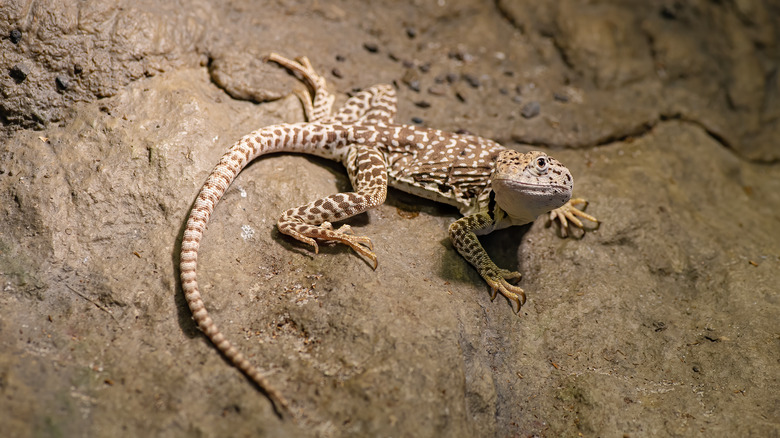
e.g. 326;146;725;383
549;198;599;238
485;275;527;314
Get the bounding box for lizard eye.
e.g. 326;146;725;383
534;156;548;173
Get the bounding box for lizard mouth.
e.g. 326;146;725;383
493;178;569;193
492;178;572;214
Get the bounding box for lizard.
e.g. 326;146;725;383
179;53;598;416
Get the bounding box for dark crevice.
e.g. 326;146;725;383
590;120;660;147
508;119;660;150
661;113;733;149
492;0;574;72
642;26;659;74
511;113;757;163
491;0;759;162
493;0;525;35
598;113;736;159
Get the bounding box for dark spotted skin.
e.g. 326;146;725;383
179;53;597;417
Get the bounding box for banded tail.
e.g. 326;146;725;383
179;123;348;416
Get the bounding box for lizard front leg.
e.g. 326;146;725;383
449;213;527;314
277;146;388;268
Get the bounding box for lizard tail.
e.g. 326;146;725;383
179;128;301;417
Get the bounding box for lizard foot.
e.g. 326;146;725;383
548;198;599;238
265;53;322;94
320;222;376;267
282;222;377;269
265;52;335;122
482;267;526;315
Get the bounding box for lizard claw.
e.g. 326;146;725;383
278;220;376;267
549;198;599;238
341;235;377;269
484;270;527;315
322;222;375;252
317;223;377;268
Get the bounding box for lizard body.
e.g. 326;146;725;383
179;54;597;415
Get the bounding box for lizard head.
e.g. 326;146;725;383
491;150;573;225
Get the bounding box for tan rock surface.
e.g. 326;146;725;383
1;1;778;436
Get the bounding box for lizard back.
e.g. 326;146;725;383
352;124;504;215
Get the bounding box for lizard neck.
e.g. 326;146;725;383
493;189;543;226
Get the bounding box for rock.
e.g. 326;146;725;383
9;63;29;82
55;75;70;90
520;101;541;118
9;28;22;44
1;1;778;437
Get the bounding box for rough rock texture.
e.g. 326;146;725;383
1;1;778;437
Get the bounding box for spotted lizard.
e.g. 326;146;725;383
179;53;598;416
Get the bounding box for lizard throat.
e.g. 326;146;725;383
492;179;571;225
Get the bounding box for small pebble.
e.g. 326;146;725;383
363;42;379;53
660;5;677;20
512;95;523;104
74;64;83;75
10;29;22;44
335;54;345;62
405;28;417;38
515;84;523;94
9;63;29;82
521;101;541;119
331;68;343;79
448;50;473;62
55;75;70;90
402;69;421;92
462;73;480;88
414;100;431;109
418;63;430;73
411;116;423;124
499;87;508;95
402;59;414;69
553;92;569;103
445;72;458;83
427;85;446;96
455;91;466;103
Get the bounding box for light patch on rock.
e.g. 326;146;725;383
240;224;254;240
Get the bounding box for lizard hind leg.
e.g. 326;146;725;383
277;146;388;269
333;84;398;125
265;53;334;122
277;192;377;269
